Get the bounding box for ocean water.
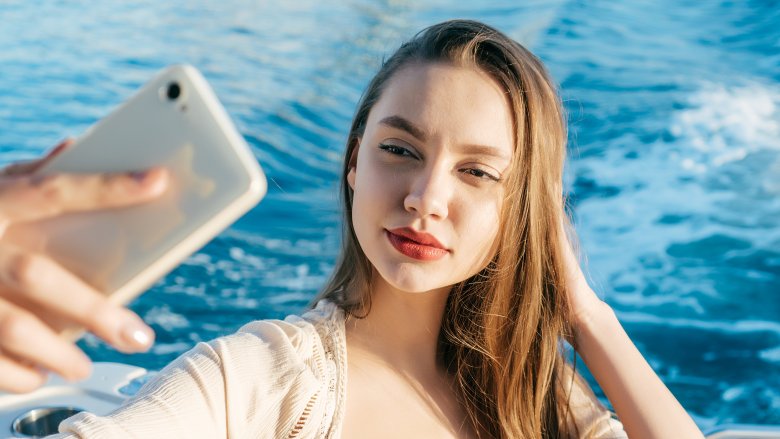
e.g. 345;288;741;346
1;0;778;429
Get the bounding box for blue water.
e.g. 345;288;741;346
2;0;779;429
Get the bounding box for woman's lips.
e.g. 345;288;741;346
385;228;449;261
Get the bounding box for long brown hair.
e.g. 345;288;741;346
311;19;584;438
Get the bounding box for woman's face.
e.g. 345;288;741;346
348;62;514;293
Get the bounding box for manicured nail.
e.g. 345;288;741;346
121;321;154;351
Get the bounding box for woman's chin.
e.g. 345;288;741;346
374;263;452;294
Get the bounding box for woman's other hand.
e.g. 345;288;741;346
557;216;612;345
557;218;705;439
0;140;169;393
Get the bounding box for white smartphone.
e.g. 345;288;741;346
3;64;267;339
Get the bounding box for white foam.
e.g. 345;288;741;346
759;345;780;363
671;81;780;170
144;306;190;332
616;311;780;336
721;385;746;402
151;342;193;356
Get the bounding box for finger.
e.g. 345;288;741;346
0;167;169;224
0;299;92;384
0;139;74;177
0;245;155;354
30;138;75;172
558;216;583;274
0;160;39;177
45;138;75;158
0;354;48;394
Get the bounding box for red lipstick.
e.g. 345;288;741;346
385;227;449;261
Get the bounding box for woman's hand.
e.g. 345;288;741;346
0;140;169;393
557;216;705;438
557;217;611;345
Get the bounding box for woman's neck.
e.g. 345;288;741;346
344;274;451;379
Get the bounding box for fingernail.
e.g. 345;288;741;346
121;321;154;351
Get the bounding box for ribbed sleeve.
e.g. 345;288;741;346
50;318;326;439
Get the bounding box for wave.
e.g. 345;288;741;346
617;310;780;337
671;81;780;172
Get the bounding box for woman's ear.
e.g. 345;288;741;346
347;139;360;190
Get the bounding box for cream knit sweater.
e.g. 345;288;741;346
51;300;626;438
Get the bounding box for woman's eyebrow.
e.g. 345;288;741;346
459;144;511;161
379;114;510;160
379;115;428;141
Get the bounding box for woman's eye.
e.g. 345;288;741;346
378;143;415;157
462;168;500;182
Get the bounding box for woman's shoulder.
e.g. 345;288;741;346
219;298;345;370
235;298;341;339
215;299;345;437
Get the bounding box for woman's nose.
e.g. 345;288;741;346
403;166;450;219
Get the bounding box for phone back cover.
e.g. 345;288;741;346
3;65;266;312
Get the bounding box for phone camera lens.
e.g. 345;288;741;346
166;82;181;100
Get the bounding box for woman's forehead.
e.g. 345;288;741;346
367;63;515;154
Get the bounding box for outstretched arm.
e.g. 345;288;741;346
559;219;704;439
51;320;319;438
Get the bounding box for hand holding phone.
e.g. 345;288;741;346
0;65;266;393
0;142;166;393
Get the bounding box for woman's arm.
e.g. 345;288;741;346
573;299;704;439
560;220;704;439
51;319;320;438
50;341;230;439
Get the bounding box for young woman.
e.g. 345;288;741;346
0;20;703;438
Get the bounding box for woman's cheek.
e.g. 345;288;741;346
461;196;502;262
352;164;399;234
364;162;408;207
